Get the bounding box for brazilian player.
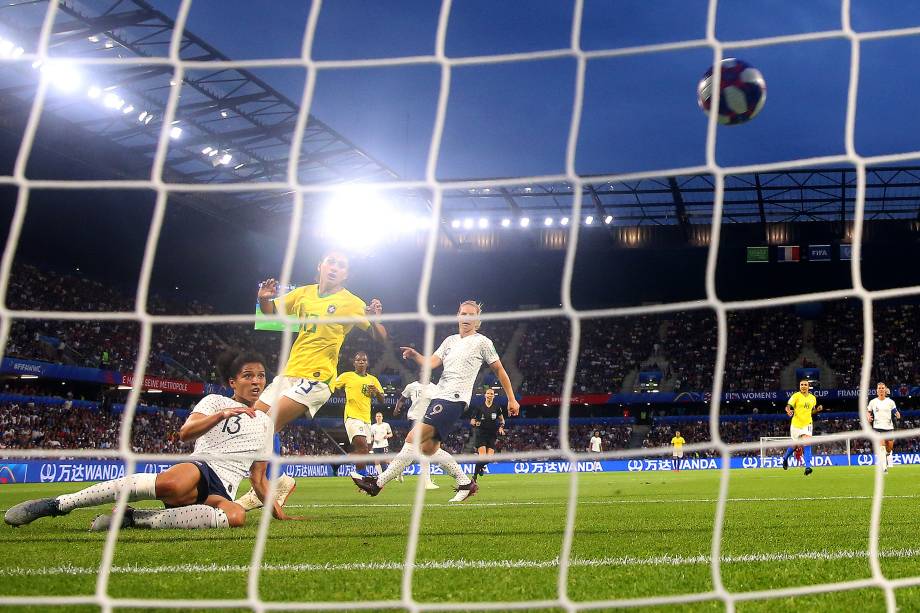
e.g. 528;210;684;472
254;251;387;431
333;351;385;476
782;380;824;475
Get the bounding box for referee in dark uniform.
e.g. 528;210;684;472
471;388;507;482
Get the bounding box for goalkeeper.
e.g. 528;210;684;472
781;380;825;476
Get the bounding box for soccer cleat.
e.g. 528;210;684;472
275;474;297;507
425;481;440;490
90;507;135;532
350;471;382;497
236;474;297;511
4;497;66;527
804;467;813;476
782;456;789;470
235;488;263;512
448;480;479;503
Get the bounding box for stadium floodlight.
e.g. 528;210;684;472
462;218;474;230
233;162;245;169
451;219;461;229
585;215;594;225
103;92;123;109
122;105;134;114
87;35;100;43
137;111;148;122
143;114;153;125
87;85;102;99
218;153;233;165
220;109;229;118
604;215;613;224
520;217;530;227
42;63;82;92
561;217;569;226
501;218;511;228
544;217;553;226
104;39;114;49
201;146;213;155
478;218;489;229
169;126;182;139
321;187;401;246
207;149;218;157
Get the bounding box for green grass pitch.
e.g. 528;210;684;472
2;465;920;612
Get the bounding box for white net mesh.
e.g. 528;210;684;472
2;0;920;610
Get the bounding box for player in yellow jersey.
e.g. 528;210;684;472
254;251;387;431
333;351;385;476
782;379;824;475
670;431;686;472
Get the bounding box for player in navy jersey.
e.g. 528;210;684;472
470;388;507;482
5;350;301;530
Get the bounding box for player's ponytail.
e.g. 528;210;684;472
216;349;267;385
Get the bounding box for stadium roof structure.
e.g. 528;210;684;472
442;166;920;230
1;2;918;241
0;0;402;224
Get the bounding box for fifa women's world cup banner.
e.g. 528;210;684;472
6;453;920;484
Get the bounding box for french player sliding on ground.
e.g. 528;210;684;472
4;350;301;530
867;382;900;473
782;379;825;476
352;300;519;502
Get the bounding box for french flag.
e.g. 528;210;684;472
777;246;800;262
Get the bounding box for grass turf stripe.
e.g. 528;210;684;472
2;547;919;576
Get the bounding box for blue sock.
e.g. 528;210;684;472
784;447;794;460
803;445;813;467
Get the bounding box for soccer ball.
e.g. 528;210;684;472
697;58;766;125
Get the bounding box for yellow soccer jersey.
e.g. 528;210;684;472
274;285;369;382
788;391;817;428
671;436;685;448
334;371;383;423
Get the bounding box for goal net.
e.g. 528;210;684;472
2;0;920;611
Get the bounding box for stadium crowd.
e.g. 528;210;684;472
5;265;920;399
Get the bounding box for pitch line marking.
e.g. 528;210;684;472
1;547;918;576
4;493;919;514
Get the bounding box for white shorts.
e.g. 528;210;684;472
673;450;684;458
259;376;331;418
345;418;372;442
407;397;431;421
790;424;813;441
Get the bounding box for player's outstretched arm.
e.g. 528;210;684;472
400;346;443;370
489;359;520;416
179;407;256;443
365;298;388;342
784;404;794;417
258;278;277;315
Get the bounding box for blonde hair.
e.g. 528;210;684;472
458;300;483;330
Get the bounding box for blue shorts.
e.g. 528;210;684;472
191;461;231;502
422;399;467;440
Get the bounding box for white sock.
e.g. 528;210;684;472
888;451;893;468
56;473;157;513
378;443;416;487
132;505;229;529
432;448;471;486
421;457;434;485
